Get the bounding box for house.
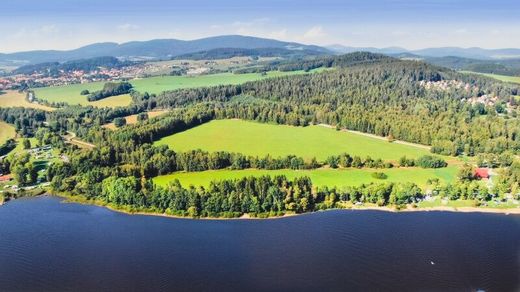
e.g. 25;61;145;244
475;168;490;179
0;174;12;182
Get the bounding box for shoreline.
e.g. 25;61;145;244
5;193;518;219
51;193;520;220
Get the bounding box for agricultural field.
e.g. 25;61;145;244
0;121;16;144
154;166;458;189
154;119;431;161
32;83;132;107
0;90;55;111
463;71;520;84
103;110;169;130
32;71;307;107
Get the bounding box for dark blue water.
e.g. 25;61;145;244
0;196;519;292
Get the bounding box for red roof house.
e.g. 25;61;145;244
475;168;489;179
0;174;12;182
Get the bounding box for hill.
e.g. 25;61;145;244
0;35;331;66
173;47;327;60
327;45;520;60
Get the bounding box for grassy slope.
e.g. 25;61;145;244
155;119;431;161
0;90;55;111
32;71;307;106
0;121;16;144
154;166;458;189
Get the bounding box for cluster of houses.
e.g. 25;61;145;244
419;79;474;92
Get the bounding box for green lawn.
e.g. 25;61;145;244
462;71;520;84
0;121;16;144
154;166;458;189
32;71;308;107
155;119;432;161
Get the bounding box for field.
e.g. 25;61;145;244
154;119;431;161
32;82;132;107
463;71;520;84
154;166;458;189
0;121;16;144
103;110;169;130
32;71;307;107
0;90;55;111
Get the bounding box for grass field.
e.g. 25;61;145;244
0;90;55;111
32;71;307;107
462;71;520;84
155;119;431;161
0;121;16;145
103;110;169;130
154;166;458;189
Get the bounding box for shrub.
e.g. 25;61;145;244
371;172;388;179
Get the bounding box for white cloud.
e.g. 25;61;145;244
117;23;140;31
268;29;288;39
454;28;468;34
39;24;58;34
303;26;326;40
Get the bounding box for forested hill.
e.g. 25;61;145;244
121;56;518;155
173;47;327;60
13;56;133;75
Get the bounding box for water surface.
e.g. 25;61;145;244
0;196;519;291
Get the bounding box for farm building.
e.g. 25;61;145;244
475;168;490;179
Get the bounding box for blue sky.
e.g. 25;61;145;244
1;0;519;52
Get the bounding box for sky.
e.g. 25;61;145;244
0;0;519;53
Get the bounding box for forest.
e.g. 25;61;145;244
1;52;520;217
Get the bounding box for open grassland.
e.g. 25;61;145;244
32;82;132;107
0;90;55;111
155;119;431;161
32;71;308;107
103;110;169;130
0;121;16;144
462;71;520;84
154;166;458;189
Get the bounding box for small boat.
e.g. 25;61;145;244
430;261;435;265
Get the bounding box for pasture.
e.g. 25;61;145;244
153;166;458;189
154;119;431;161
0;121;16;144
0;90;55;111
32;71;306;107
463;71;520;84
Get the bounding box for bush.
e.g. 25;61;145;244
113;117;127;128
80;89;90;95
371;172;388;179
415;155;447;168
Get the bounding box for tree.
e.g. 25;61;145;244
22;139;31;149
457;164;476;182
113;117;127;128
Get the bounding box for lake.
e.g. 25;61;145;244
0;196;519;291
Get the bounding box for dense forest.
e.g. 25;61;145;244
13;56;134;76
2;52;520;217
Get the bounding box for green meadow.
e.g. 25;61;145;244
462;71;520;84
154;119;431;161
0;121;16;144
154;166;458;189
32;71;307;107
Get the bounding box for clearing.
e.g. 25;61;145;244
153;166;458;189
0;90;55;111
103;110;169;130
32;71;308;107
0;121;16;144
463;71;520;84
154;119;432;161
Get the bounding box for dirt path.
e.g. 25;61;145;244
64;131;96;149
